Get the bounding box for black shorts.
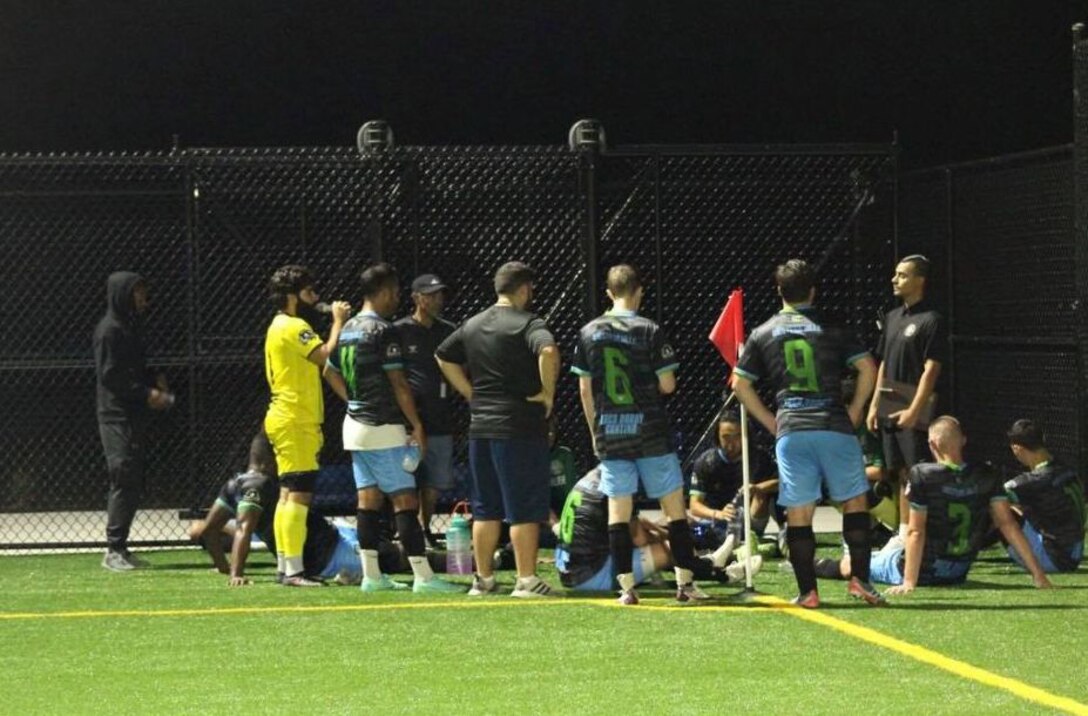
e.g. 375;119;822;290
880;422;928;472
279;470;318;493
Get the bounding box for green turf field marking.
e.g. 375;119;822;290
0;597;765;621
756;595;1088;716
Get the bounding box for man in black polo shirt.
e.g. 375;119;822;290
867;255;948;545
327;263;460;594
395;273;458;546
1005;419;1085;573
436;261;560;598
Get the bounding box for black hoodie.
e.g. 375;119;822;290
93;271;151;423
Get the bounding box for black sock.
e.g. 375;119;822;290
609;523;634;578
787;525;818;595
842;512;871;582
815;557;847;580
395;509;426;558
357;509;381;551
667;519;697;571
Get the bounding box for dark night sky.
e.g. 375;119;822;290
0;1;1079;167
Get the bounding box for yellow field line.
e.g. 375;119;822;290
4;593;1086;714
754;595;1088;716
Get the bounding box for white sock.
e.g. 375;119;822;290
285;556;304;576
359;549;381;581
899;523;909;540
516;574;539;588
617;572;636;592
477;573;496;587
675;567;694;586
276;553;285;573
408;555;435;582
711;534;737;568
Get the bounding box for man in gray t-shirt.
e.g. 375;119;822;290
436;261;559;598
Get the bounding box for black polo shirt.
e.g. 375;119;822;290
395;315;457;435
875;298;948;384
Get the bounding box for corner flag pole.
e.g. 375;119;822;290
738;370;756;591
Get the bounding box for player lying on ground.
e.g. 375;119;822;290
815;416;1053;592
555;468;761;592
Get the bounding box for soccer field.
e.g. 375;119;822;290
2;546;1086;716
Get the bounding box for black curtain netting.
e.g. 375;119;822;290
0;144;896;550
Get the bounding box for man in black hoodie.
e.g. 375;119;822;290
93;271;173;571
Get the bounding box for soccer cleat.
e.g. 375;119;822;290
283;573;326;587
101;550;135;572
847;577;887;606
121;550;150;569
617;589;640;606
413;577;464;594
725;555;763;583
333;569;361;586
360;574;409;592
511;576;555;598
790;590;820;609
275;571;286;585
468;573;500;596
675;582;712;603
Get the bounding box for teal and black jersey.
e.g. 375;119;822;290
1005;461;1085;571
214;470;340;575
907;461;1006;583
556;469;610;588
734;306;868;436
327;311;405;426
571;309;678;460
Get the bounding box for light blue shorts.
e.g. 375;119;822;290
1008;520;1083;574
319;525;361;581
417;434;455;491
775;431;867;508
556;547;652;591
600;454;683;499
870;541;905;585
351;447;416;495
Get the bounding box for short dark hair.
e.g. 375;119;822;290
719;410;741;426
359;262;399;298
1007;419;1046;451
606;264;642;298
775;259;817;304
899;254;931;279
248;430;277;478
494;261;535;295
268;265;315;309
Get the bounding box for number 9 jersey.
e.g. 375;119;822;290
734;306;869;436
571;309;679;460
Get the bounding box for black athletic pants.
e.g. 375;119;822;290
98;421;147;552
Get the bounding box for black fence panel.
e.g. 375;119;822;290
1;143;894;551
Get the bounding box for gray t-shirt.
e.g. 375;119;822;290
435;305;555;439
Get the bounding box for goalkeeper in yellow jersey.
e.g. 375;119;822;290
264;265;351;586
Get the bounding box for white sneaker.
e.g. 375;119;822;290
725;555;763;583
511;575;555;598
468;573;500;596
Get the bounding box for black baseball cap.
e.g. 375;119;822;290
411;274;448;294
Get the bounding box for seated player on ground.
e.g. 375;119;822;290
547;416;578;536
687;411;778;554
554;468;760;592
187;431;383;586
815;416;1053;592
1004;419;1085;573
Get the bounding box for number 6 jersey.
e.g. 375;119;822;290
571;309;679;460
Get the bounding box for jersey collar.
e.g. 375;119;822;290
902;297;932;315
939;459;966;473
607;309;638;317
781;302;813;314
716;448;735;465
359;310;383;320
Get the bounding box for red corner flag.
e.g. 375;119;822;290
709;289;745;368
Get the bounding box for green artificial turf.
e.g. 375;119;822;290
0;546;1085;716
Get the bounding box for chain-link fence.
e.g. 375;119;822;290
897;146;1079;477
0;143;894;552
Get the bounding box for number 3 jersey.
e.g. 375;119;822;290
906;461;1006;581
571;310;679;460
734;306;869;436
